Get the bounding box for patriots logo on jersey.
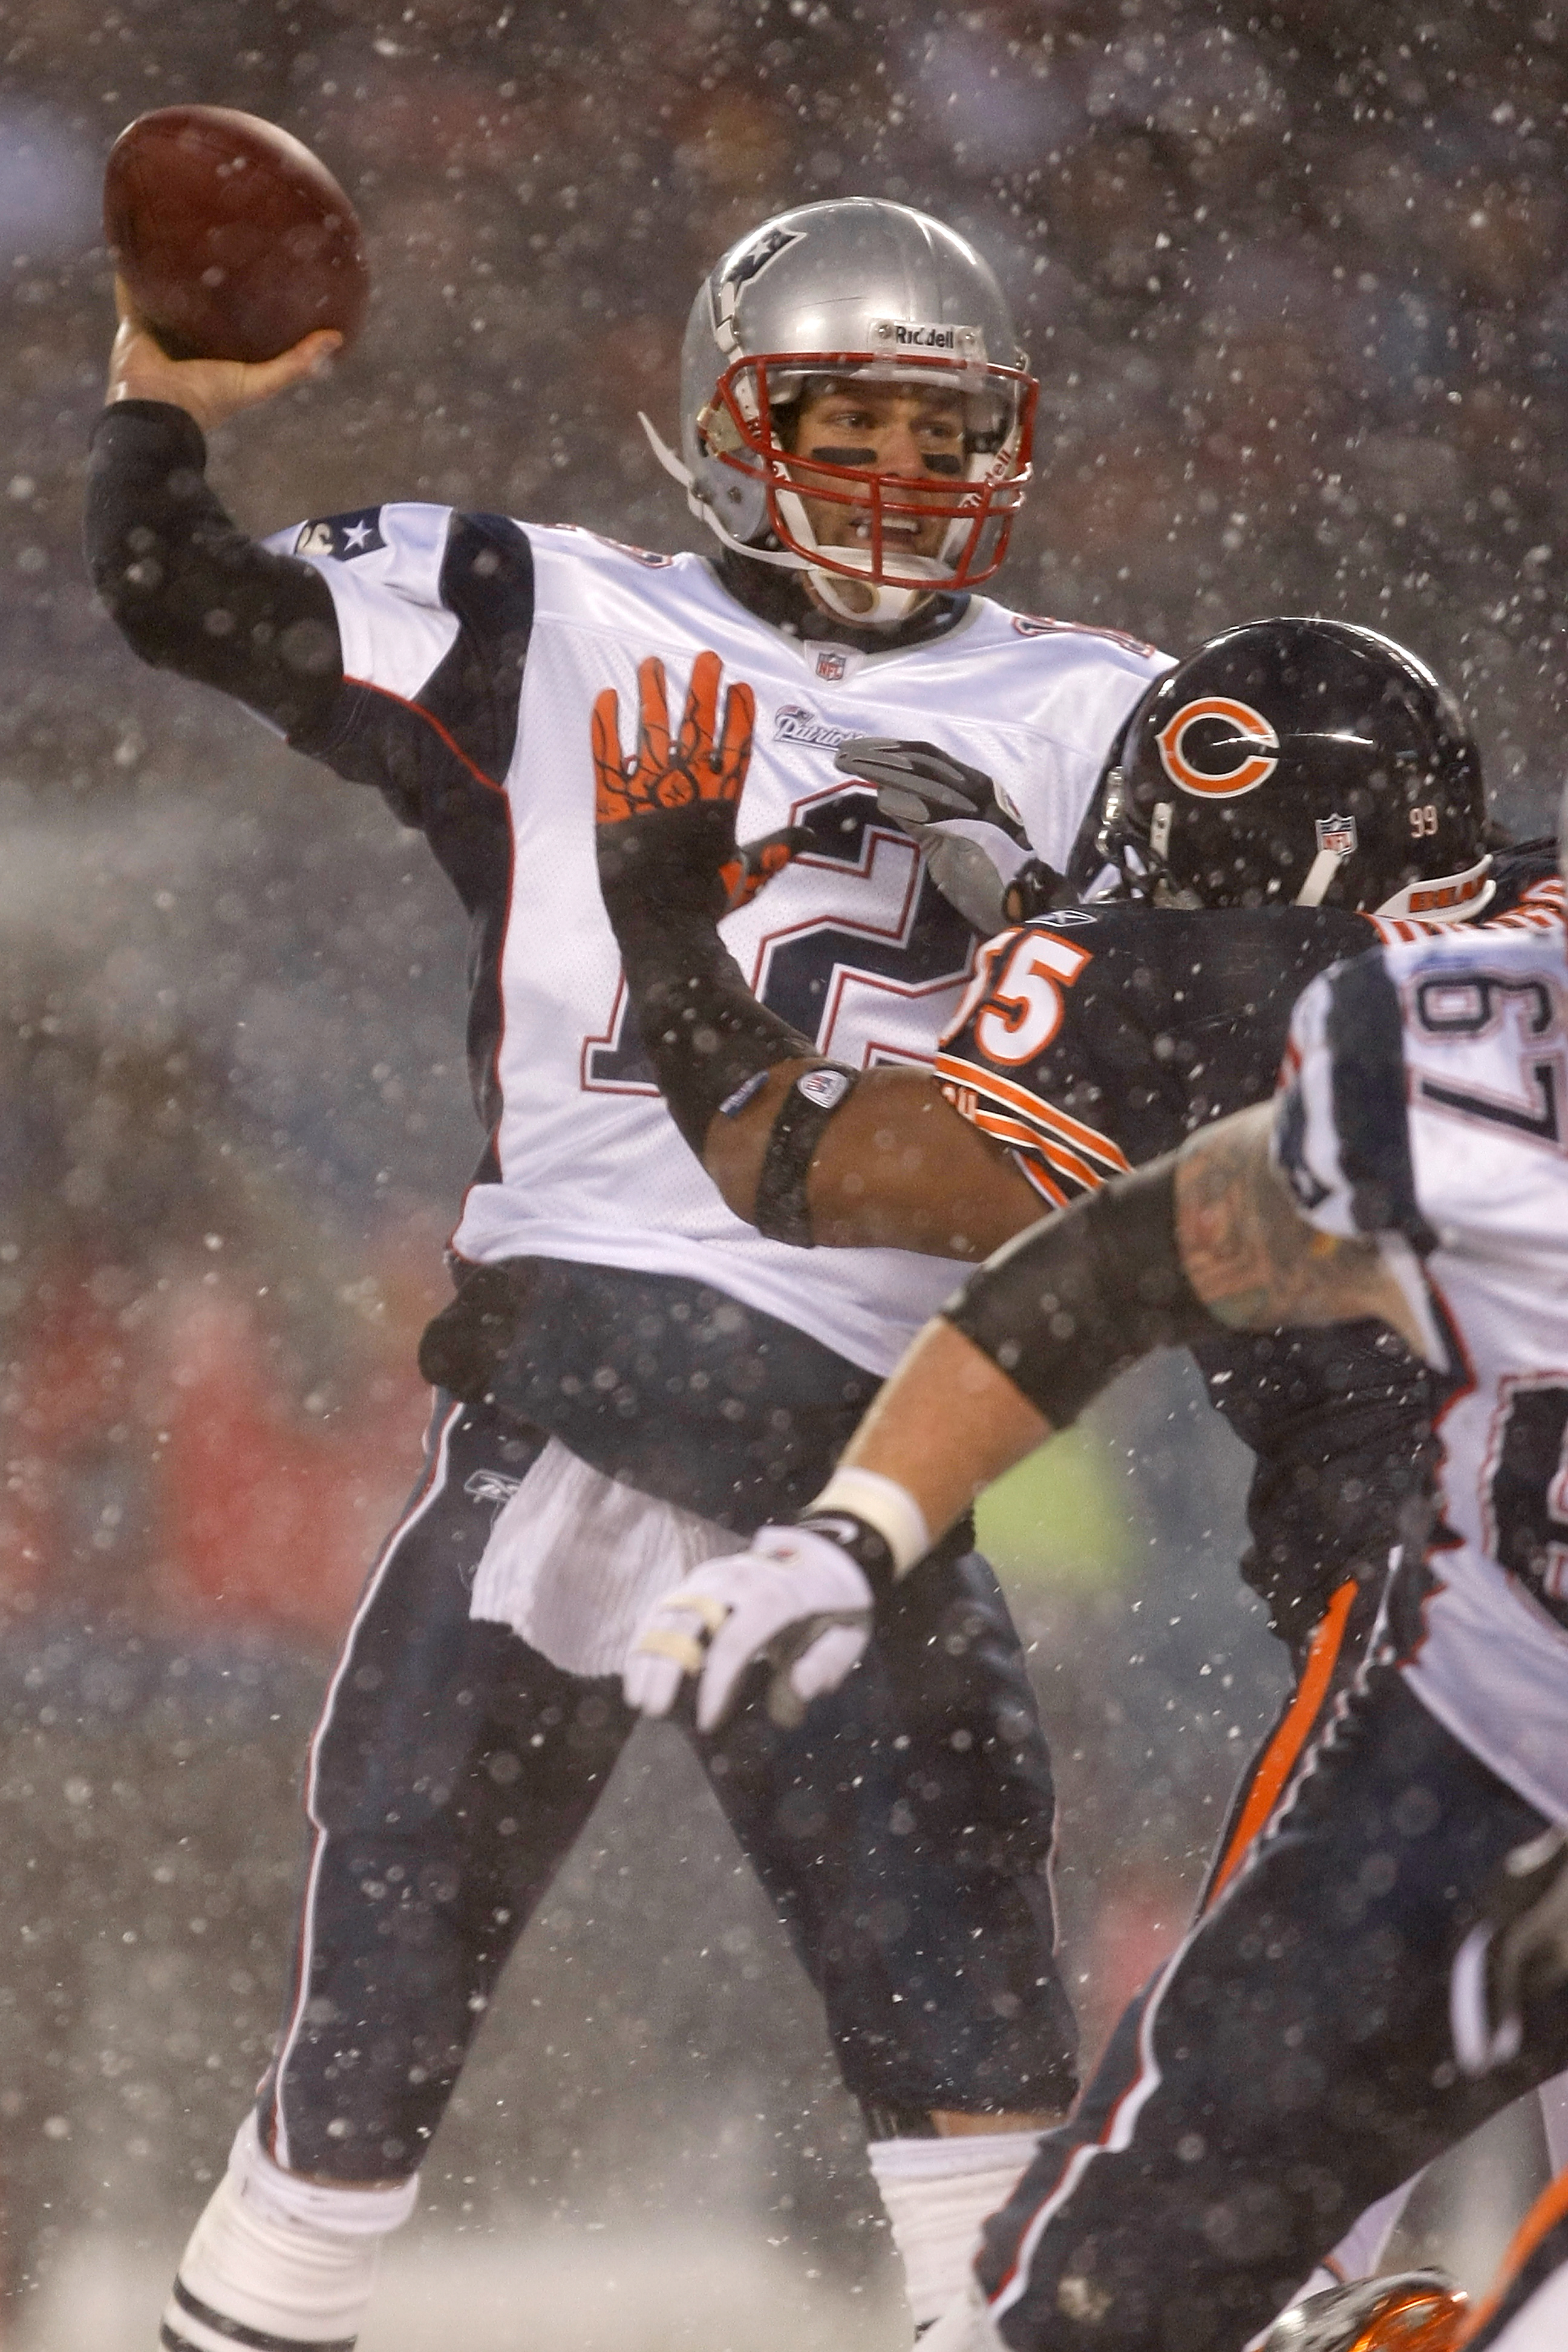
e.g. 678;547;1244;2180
774;704;855;751
293;509;386;562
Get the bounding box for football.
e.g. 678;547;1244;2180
103;105;369;364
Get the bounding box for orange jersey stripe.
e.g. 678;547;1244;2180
1204;1578;1358;1910
935;1051;1131;1174
967;1106;1113;1195
1364;878;1566;947
961;1107;1071;1206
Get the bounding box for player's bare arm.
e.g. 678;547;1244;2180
628;1100;1439;1730
705;1060;1044;1258
1172;1102;1428;1349
837;1102;1434;1540
593;667;1043;1253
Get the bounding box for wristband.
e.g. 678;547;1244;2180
804;1466;931;1579
754;1064;860;1246
792;1511;898;1601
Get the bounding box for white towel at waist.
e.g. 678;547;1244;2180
468;1436;735;1679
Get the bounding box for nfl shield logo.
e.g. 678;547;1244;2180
1315;812;1358;857
812;646;849;683
797;1068;853;1111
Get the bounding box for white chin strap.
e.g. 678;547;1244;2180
638;411;937;630
772;485;942;626
1293;847;1349;908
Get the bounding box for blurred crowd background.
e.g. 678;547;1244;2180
0;0;1561;2341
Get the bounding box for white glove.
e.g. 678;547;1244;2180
624;1523;874;1732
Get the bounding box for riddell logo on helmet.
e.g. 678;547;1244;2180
1156;697;1280;799
868;318;987;361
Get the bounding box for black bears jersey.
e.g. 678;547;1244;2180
936;849;1564;1651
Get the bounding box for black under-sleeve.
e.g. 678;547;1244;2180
942;1157;1217;1428
85;400;343;737
598;803;812;1155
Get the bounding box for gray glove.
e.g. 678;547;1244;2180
833;736;1053;936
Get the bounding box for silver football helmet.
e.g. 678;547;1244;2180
640;198;1037;628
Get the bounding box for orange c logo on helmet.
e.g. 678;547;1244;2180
1155;697;1280;799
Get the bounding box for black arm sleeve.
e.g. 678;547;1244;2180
942;1157;1218;1428
84;400;343;738
598;804;814;1156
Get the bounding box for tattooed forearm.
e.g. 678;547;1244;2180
1172;1103;1394;1333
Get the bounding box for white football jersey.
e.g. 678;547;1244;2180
265;505;1167;1372
1275;914;1568;1822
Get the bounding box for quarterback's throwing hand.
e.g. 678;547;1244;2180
624;1525;874;1731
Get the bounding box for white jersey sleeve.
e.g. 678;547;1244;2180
990;615;1172;867
1271;944;1436;1250
1273;921;1568;1826
1275;928;1568;1269
257;504;537;822
263;503;459;702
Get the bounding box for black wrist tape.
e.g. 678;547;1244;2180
754;1065;860;1247
1002;858;1070;924
598;805;813;1156
794;1509;897;1600
942;1157;1216;1428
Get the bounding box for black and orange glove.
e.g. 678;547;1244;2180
593;652;806;915
721;823;813;912
593;650;818;1158
592;649;754;823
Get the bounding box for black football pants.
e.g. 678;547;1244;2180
253;1393;1079;2178
974;1653;1568;2352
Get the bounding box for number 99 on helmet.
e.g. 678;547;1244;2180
640;198;1037;630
